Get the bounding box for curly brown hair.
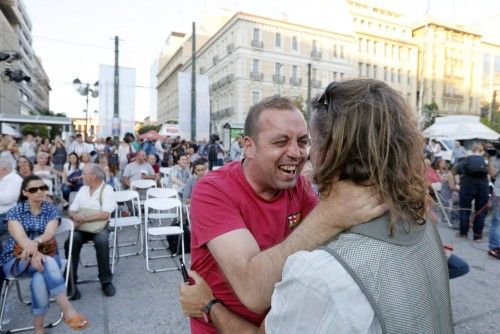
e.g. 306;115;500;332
311;79;428;232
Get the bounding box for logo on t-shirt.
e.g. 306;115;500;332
287;211;302;229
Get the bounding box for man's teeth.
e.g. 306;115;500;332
279;166;296;175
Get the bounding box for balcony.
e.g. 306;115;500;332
213;55;220;65
272;75;285;84
200;66;205;74
209;84;217;92
216;77;227;88
226;73;235;83
311;79;322;88
311;50;322;59
289;77;302;86
214;107;234;120
442;93;464;101
251;40;263;49
227;43;235;54
250;72;263;81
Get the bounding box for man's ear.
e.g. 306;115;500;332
243;136;256;159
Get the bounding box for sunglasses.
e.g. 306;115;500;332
317;81;338;110
26;185;49;193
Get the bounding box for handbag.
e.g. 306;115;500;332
11;238;58;276
77;185;108;233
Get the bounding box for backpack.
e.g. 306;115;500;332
208;144;218;162
464;155;488;177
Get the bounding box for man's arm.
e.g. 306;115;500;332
122;175;130;188
488;156;496;178
207;181;387;313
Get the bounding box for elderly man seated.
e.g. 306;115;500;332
65;164;117;300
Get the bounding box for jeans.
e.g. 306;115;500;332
459;182;489;238
3;255;65;316
64;228;112;286
489;196;500;250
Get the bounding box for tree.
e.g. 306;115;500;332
137;124;161;135
423;102;439;128
293;96;308;120
29;109;67;138
21;124;49;138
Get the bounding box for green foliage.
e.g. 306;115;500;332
423;102;439;128
137;124;161;135
293;96;308;120
480;116;500;134
21;124;49;138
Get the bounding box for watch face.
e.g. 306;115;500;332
202;313;209;323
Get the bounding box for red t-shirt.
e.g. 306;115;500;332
189;161;318;333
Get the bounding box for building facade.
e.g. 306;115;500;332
347;0;419;109
413;22;483;116
480;41;500;118
0;0;50;116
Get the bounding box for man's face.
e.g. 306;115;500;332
178;155;189;168
76;136;83;144
244;108;308;194
193;164;207;178
82;166;95;185
135;151;146;163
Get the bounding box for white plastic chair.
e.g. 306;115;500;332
130;179;157;206
183;203;192;232
109;190;142;273
146;188;179;220
159;167;172;187
144;198;184;273
0;218;74;333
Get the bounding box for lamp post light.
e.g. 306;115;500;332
73;78;98;139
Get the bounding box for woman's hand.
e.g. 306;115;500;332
30;252;45;272
22;240;39;260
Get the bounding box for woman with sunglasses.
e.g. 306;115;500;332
1;175;89;333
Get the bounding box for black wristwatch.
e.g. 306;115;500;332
202;298;221;324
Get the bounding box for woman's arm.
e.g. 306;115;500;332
7;220;38;259
35;219;59;243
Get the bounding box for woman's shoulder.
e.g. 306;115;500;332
41;201;60;216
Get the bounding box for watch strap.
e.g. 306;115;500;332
202;298;221;323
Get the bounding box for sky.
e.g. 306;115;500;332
22;0;500;121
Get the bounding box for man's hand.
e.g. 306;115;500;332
179;270;215;318
71;213;86;224
315;180;388;231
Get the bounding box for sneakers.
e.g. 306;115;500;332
487;248;500;260
102;282;116;297
456;233;468;240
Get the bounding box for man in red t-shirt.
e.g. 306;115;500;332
187;96;386;333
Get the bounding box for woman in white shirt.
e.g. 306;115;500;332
61;153;84;202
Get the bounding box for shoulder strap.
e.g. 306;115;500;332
99;183;105;209
319;245;387;334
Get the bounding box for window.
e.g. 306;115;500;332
373;41;377;55
253;28;260;41
358;62;363;77
358;38;363;52
292;36;298;51
292;65;298;78
373;65;378;78
333;44;337;58
408;48;412;61
384;43;388;57
275;33;281;48
340;45;344;58
366;39;370;53
275;62;282;75
366;63;371;77
333;71;338;80
384;67;388;81
340;72;344;79
253;59;259;72
397;69;401;83
398;46;402;60
391;45;395;59
252;91;261;105
312;40;318;52
407;71;411;85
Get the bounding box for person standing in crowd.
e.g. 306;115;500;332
121;150;156;189
118;135;134;172
2;175;89;333
154;137;165;163
16;156;34;179
65;164;117;300
104;137;119;175
180;95;386;334
0;139;20;169
487;145;500;259
71;134;87;157
182;159;207;204
180;80;453;334
454;143;491;241
51;136;67;172
170;153;193;196
37;138;51;155
20;134;37;163
230;135;243;161
452;140;467;163
205;135;223;171
0;158;23;237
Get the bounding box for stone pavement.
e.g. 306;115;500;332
2;219;499;334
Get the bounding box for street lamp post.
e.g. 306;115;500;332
73;78;98;139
